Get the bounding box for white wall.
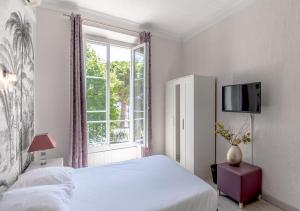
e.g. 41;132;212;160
151;36;182;154
35;8;70;162
35;7;182;163
183;0;300;209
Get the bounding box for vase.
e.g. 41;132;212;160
227;145;242;166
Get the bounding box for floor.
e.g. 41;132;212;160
205;179;283;211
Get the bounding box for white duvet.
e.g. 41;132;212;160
70;155;217;211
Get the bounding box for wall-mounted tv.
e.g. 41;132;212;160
222;82;261;113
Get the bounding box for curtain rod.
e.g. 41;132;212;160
63;13;141;35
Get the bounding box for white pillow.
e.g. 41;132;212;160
0;183;74;211
10;167;74;190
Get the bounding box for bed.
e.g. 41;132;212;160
70;155;218;211
1;155;217;211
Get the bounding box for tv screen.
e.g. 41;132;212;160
222;82;261;113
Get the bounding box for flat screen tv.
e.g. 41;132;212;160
222;82;261;113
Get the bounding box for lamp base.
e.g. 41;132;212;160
40;151;47;166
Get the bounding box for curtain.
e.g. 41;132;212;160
68;14;88;168
139;32;151;157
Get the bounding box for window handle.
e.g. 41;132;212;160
182;119;184;130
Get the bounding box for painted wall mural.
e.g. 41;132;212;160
0;0;35;190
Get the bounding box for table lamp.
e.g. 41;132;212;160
28;133;56;165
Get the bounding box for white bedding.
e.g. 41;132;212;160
0;183;74;211
70;155;217;211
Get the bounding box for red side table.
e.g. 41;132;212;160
217;162;262;208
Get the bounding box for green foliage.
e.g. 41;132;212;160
109;61;130;121
215;122;251;146
215;122;234;141
241;133;251;144
86;46;106;112
85;46;106;77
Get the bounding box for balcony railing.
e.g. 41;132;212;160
87;119;130;145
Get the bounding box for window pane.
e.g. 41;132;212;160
134;119;144;144
86;42;108;145
134;111;144;119
133;45;145;145
86;78;106;111
109;45;131;144
87;111;106;121
134;47;145;79
88;123;106;145
110;120;130;144
134;79;144;111
86;43;107;77
109;45;131;121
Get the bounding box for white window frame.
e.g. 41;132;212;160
131;43;149;147
85;34;148;152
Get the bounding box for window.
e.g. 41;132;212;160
132;45;147;145
85;37;147;148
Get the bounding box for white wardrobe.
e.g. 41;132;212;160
165;75;215;178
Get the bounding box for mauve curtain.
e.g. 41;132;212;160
68;14;88;168
139;32;152;157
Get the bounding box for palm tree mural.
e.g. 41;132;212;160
0;38;19;74
0;39;21;183
0;9;34;188
0;39;20;166
5;11;34;169
5;12;34;67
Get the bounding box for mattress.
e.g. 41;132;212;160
70;155;217;211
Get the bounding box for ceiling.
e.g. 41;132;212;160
42;0;254;39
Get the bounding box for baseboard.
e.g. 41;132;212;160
262;193;299;211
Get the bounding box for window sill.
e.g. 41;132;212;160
88;142;137;154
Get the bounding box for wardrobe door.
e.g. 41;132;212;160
179;81;186;167
184;78;194;173
165;82;175;159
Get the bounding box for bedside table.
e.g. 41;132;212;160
26;158;64;172
217;162;262;209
